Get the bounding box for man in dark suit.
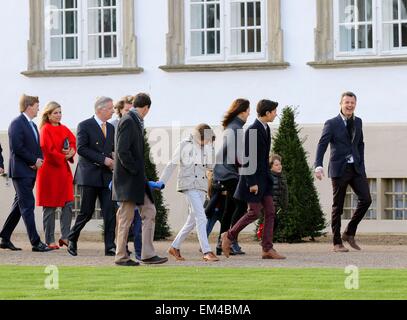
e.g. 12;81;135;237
112;93;167;266
221;99;285;260
314;91;371;252
67;97;116;256
0;94;51;252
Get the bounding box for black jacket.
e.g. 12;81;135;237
314;114;366;178
0;142;3;169
73;117;114;187
112;111;153;205
269;171;288;211
234;119;273;203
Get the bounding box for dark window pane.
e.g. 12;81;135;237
112;0;116;6
247;2;254;26
216;4;220;28
65;0;76;9
104;0;111;6
256;29;261;52
402;0;407;19
112;35;117;57
241;29;246;53
207;4;215;28
394;23;400;47
358;25;366;48
99;36;102;58
256;1;261;26
393;0;399;20
104;9;112;32
216;30;220;54
65;37;77;59
402;23;407;46
368;24;373;48
112;9;116;32
357;0;365;21
241;2;245;27
104;35;112;58
98;10;102;33
248;29;255;52
207;31;215;54
65;11;76;34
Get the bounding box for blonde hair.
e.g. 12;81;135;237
19;94;39;113
40;101;62;129
269;154;282;167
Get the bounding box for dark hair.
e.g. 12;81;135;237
115;95;133;117
195;123;216;142
256;99;278;117
269;154;282;167
340;91;357;102
221;98;250;128
133;93;151;109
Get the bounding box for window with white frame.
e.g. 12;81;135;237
384;179;407;220
185;0;266;63
343;179;377;219
334;0;407;58
46;0;121;68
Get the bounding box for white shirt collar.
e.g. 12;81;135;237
22;112;33;122
257;118;268;130
94;114;104;126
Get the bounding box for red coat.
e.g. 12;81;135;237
36;123;76;207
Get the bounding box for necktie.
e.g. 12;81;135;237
101;122;106;138
346;117;354;140
30;121;38;142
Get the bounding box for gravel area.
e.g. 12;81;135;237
0;232;406;269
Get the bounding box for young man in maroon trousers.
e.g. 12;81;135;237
221;99;286;260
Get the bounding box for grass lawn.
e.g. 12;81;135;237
0;266;406;300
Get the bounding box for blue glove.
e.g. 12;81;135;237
148;181;165;190
109;181;112;191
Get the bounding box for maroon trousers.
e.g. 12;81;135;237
227;195;275;252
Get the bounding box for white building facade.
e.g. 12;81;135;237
0;0;407;234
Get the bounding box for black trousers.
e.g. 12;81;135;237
331;164;372;245
219;179;248;237
68;185;116;252
0;178;41;246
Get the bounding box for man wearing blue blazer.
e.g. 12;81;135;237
0;94;51;252
67;97;116;256
314;91;371;252
221;99;286;260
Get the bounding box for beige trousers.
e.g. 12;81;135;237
114;194;157;263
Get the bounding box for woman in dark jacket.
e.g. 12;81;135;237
210;99;250;255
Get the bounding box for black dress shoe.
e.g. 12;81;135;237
115;259;140;266
105;248;116;256
141;255;168;265
32;242;52;252
0;240;22;251
67;241;77;256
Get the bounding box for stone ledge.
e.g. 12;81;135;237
307;57;407;69
21;67;144;77
159;62;290;72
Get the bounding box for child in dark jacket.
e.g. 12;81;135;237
257;154;288;240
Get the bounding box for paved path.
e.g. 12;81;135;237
1;233;406;269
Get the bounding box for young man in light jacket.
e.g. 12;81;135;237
159;124;219;261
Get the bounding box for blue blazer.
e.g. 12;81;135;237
8;114;43;178
234;119;273;203
74;117;114;188
314;114;366;178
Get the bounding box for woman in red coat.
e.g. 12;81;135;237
36;101;76;249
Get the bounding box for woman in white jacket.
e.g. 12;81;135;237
159;124;219;262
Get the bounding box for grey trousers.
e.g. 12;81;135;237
43;201;73;244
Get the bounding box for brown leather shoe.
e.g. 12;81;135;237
262;248;286;259
203;251;219;262
221;232;232;258
168;246;185;261
342;233;361;250
333;244;349;252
